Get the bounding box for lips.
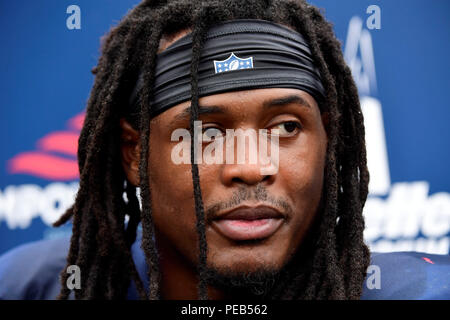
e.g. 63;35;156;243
211;206;285;241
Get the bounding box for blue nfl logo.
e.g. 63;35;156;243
214;53;254;74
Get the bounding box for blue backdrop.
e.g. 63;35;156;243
1;0;449;255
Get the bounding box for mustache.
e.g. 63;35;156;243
205;184;293;222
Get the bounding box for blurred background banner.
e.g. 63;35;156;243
0;0;449;255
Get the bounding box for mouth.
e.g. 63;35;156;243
211;205;285;241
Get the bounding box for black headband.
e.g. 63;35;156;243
129;19;325;118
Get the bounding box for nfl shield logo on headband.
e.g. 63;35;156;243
214;53;253;74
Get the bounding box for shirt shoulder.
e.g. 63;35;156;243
0;237;70;300
0;229;148;300
361;251;450;300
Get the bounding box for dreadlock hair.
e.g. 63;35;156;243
53;0;370;300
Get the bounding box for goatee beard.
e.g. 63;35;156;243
202;265;282;299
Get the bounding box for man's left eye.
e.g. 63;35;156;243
269;121;302;136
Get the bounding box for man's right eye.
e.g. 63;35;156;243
202;127;224;140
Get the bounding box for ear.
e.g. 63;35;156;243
119;118;140;186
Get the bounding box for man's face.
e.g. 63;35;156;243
146;87;328;276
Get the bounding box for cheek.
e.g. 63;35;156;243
284;151;324;195
273;132;326;259
147;135;199;262
280;132;327;218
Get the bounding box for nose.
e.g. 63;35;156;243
219;128;278;186
220;162;274;186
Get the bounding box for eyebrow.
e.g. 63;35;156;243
170;105;225;126
262;94;312;110
170;94;312;126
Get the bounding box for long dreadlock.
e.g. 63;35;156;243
53;0;370;300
